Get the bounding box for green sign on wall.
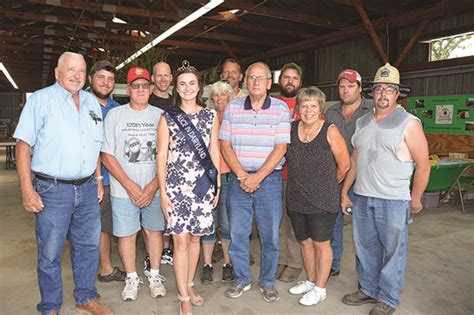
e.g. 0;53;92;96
407;95;474;135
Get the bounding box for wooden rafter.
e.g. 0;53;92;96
210;0;345;29
351;0;388;64
394;19;430;67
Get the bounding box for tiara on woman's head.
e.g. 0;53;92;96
177;60;197;72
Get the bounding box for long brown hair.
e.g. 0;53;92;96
172;64;205;108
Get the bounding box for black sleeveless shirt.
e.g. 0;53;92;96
286;121;340;214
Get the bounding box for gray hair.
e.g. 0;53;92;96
57;52;85;68
245;62;272;79
210;81;233;98
296;86;327;112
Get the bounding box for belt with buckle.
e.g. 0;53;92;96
35;173;93;186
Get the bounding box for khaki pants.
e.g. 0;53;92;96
278;180;303;268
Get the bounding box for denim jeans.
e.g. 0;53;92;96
34;177;100;314
202;173;231;244
352;193;411;308
228;171;282;286
331;186;354;270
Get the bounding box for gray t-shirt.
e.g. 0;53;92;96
325;98;374;154
101;104;162;198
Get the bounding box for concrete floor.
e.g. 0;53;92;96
1;148;473;315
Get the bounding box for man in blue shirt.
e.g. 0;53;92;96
87;60;126;283
14;52;112;315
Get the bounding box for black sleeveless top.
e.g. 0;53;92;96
286;121;340;214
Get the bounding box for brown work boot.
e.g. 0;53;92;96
279;266;301;282
370;301;396;315
76;299;112;315
275;264;286;279
342;290;377;306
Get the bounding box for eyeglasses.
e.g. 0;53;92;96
373;85;398;95
129;82;151;89
248;75;270;83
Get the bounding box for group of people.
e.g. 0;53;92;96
14;51;430;315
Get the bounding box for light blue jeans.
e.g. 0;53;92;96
228;171;282;286
202;173;231;244
34;177;100;315
352;193;411;308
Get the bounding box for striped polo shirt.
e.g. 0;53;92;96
219;95;291;172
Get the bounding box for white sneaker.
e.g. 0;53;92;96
289;280;315;295
148;273;167;298
299;288;327;306
121;276;143;301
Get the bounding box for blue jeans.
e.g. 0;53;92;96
202;173;231;244
352;193;411;308
331;186;353;270
34;177;100;314
228;171;282;286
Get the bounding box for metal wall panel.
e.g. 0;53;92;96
0;92;22;121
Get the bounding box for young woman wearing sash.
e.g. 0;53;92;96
157;61;220;315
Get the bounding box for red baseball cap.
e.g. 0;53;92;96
337;69;361;84
127;67;151;84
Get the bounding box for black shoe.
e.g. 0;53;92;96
98;267;126;282
161;248;173;265
201;264;214;284
330;268;340;277
143;254;151;277
222;264;234;282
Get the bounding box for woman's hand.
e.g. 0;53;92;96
212;190;220;208
160;193;173;221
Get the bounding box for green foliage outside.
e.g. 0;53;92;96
430;34;473;61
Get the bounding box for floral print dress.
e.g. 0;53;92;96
163;107;216;236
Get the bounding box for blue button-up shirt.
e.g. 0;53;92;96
86;89;120;186
14;82;103;179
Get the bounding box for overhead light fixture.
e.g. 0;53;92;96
0;62;19;89
112;16;128;24
116;0;224;70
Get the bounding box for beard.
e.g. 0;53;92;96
376;98;390;109
280;84;298;98
90;85;112;100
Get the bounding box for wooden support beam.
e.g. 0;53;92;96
215;0;344;29
26;0;180;20
351;0;388;64
0;24;280;48
394;19;430;67
0;25;258;55
0;34;258;55
219;40;237;60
